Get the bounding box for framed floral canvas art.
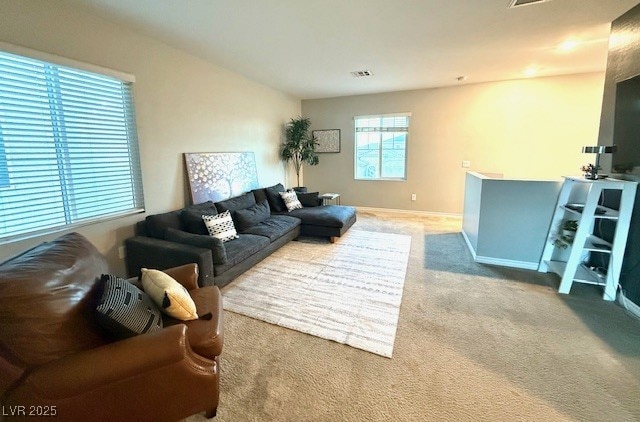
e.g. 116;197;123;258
184;152;259;204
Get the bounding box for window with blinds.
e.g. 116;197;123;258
354;113;410;180
0;50;144;242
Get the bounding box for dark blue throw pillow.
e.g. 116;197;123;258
181;201;218;235
297;192;320;207
215;192;256;214
264;183;287;212
234;200;271;232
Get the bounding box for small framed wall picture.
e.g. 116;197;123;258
312;129;341;153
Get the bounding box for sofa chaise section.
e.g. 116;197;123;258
284;205;357;240
253;183;357;242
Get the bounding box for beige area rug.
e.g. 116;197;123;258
221;230;412;357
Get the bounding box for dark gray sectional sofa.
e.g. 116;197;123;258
126;184;356;288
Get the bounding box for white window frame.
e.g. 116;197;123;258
354;112;410;181
0;42;144;243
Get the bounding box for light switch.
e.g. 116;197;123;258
462;160;471;168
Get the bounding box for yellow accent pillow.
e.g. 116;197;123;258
141;268;198;321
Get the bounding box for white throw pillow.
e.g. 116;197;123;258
141;268;198;321
279;190;303;211
202;210;239;242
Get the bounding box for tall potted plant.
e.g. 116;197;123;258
280;116;319;190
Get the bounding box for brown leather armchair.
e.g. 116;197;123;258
0;233;223;421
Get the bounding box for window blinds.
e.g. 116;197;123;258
355;114;410;133
0;50;144;241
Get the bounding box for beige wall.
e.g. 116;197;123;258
0;1;300;273
302;73;605;214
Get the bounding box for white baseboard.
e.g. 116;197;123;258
460;230;537;270
461;230;477;259
473;256;539;270
356;206;462;218
618;290;640;319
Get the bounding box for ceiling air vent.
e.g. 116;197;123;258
351;70;374;78
508;0;550;8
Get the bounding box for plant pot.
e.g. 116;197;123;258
552;245;572;261
562;229;576;241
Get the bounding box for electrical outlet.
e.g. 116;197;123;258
411;193;417;201
462;160;471;168
118;246;126;259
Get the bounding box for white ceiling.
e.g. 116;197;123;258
63;0;639;99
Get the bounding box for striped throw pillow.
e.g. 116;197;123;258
95;274;163;338
203;210;239;242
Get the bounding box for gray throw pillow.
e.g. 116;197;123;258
234;200;271;231
165;227;228;264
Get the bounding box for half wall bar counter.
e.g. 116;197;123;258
461;171;562;270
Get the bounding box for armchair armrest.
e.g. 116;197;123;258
12;325;214;399
163;263;199;291
125;236;214;287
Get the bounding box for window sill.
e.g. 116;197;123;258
354;178;406;182
0;208;144;246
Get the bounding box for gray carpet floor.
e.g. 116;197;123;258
187;210;640;421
